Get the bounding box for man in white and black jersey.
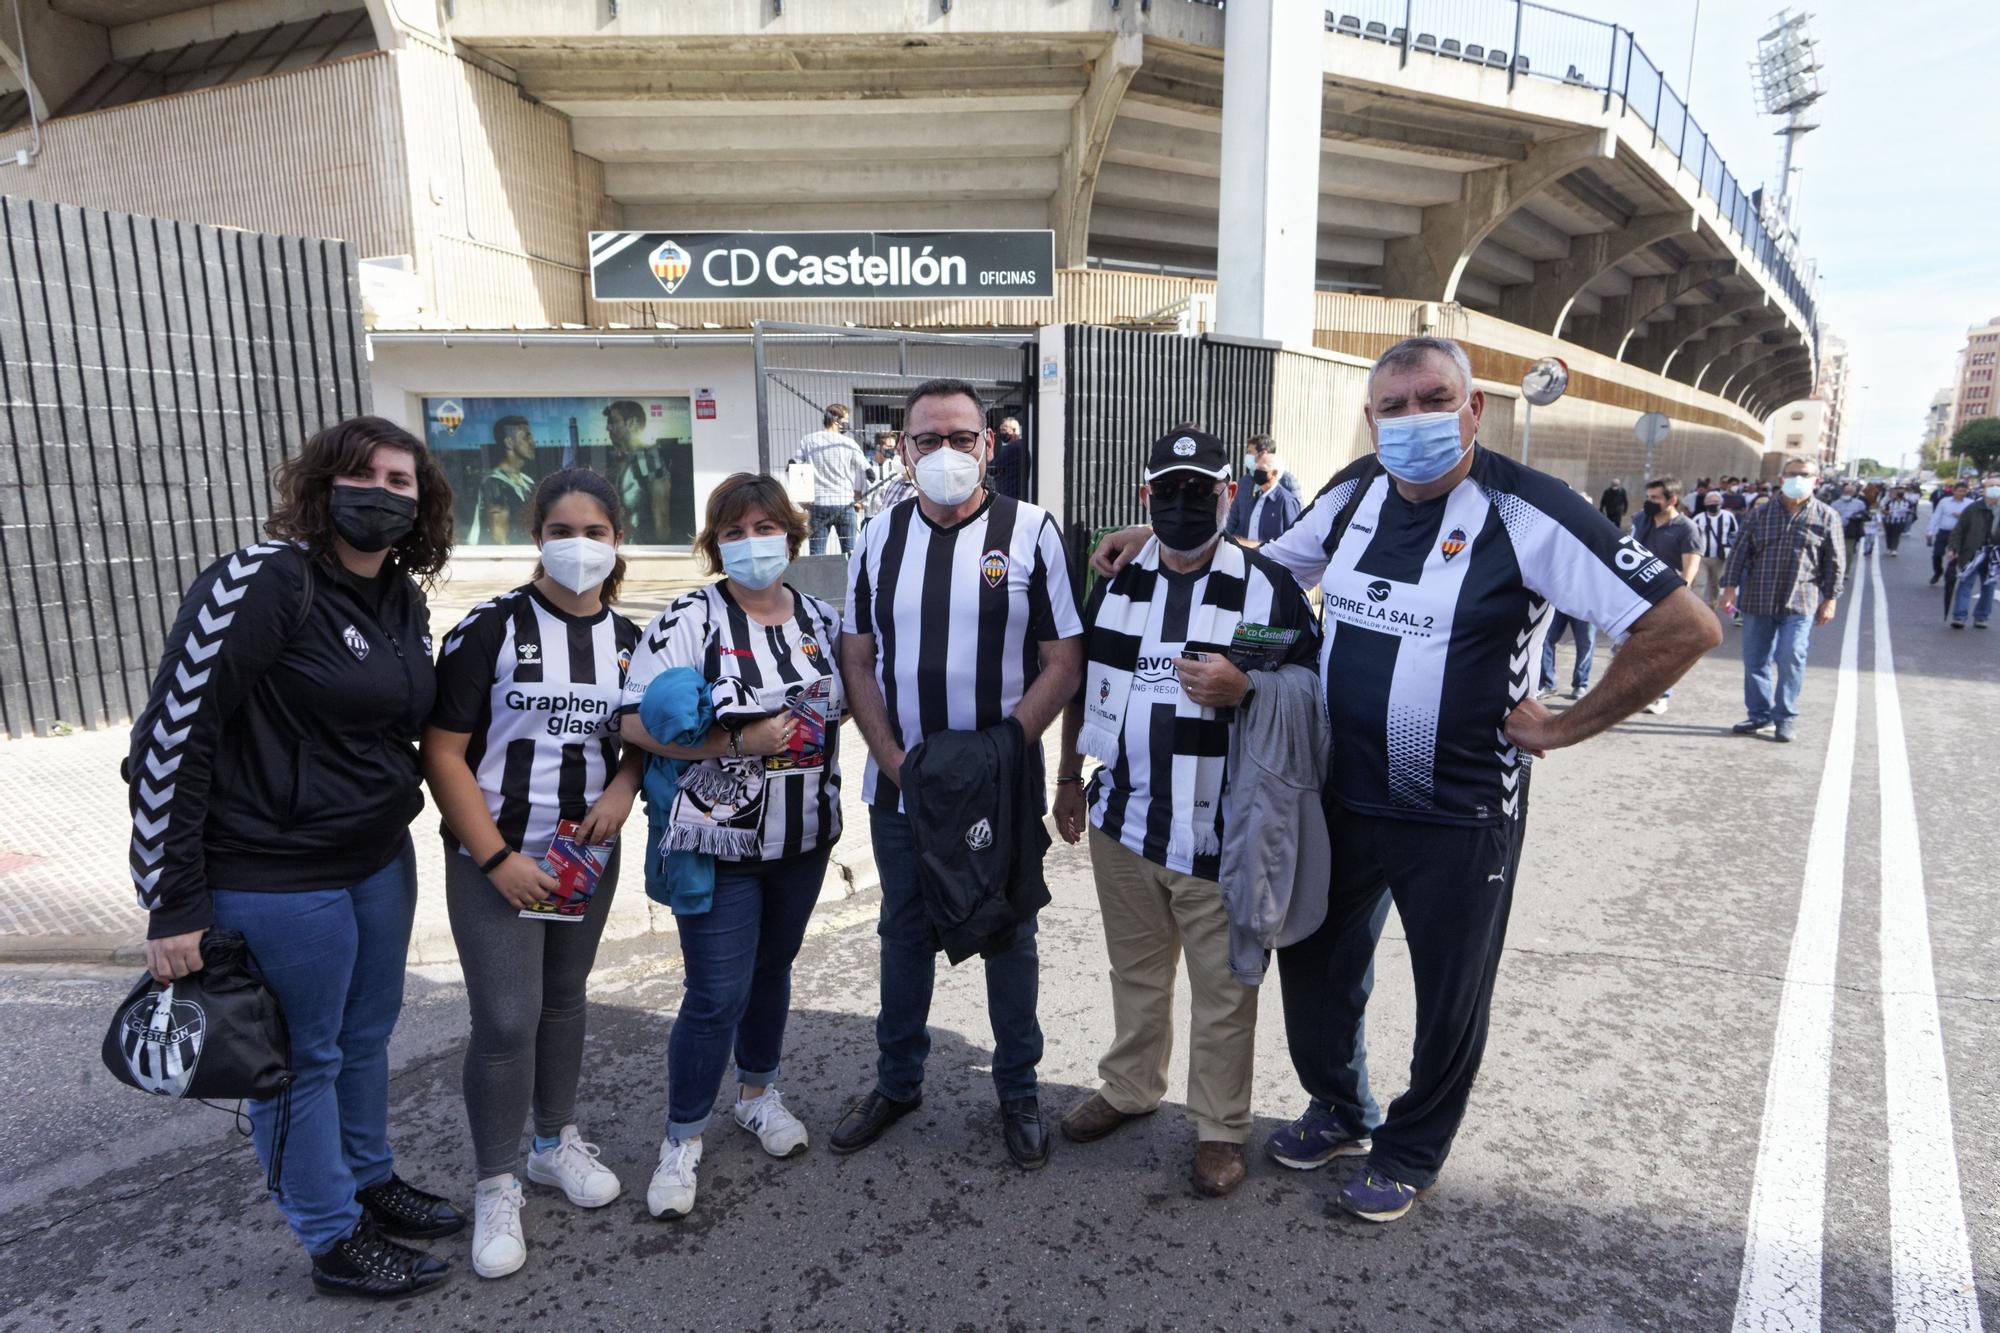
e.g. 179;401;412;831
834;377;1085;1170
1094;336;1719;1223
1051;427;1319;1200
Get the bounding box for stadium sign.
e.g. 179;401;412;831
589;230;1055;301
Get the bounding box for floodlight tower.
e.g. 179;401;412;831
1751;9;1825;247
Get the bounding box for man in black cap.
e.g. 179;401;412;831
1051;427;1320;1199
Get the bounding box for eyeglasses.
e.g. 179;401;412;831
908;431;984;455
1150;477;1220;504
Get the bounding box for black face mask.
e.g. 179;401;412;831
1642;499;1663;517
1151;488;1221;553
330;485;418;553
1253;469;1271;486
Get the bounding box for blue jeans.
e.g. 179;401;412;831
666;845;829;1138
808;503;855;556
1538;612;1594;691
1741;612;1812;724
208;836;416;1255
870;805;1043;1104
1950;554;1996;624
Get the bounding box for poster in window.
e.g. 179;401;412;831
421;395;697;546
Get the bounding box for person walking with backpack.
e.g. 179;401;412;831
129;417;464;1299
422;470;643;1279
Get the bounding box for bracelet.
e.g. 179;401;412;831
1055;775;1084;786
478;847;512;874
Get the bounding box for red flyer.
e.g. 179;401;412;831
523;820;616;922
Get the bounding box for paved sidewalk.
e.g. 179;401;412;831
0;576;883;964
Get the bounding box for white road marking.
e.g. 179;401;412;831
1868;551;1984;1331
1731;572;1866;1333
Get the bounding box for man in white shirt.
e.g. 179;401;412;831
792;404;867;555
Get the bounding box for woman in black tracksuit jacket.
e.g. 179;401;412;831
128;416;463;1300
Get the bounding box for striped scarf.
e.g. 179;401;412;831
1078;537;1247;864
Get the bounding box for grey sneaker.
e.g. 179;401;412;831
1773;720;1796;743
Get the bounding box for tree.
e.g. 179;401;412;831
1949;417;2000;474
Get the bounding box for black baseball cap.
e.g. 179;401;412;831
1144;428;1230;482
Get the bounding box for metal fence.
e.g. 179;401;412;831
1059;326;1275;563
1316;0;1816;340
0;197;369;738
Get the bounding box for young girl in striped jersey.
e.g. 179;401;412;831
422;469;643;1279
617;471;845;1220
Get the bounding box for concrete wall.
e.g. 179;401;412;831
0;53;410;257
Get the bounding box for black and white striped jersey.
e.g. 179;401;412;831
623;581;846;861
429;584;641;859
1691;508;1739;559
1080;547;1319;878
844;493;1085;807
1261;447;1683;827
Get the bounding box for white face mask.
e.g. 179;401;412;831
1986;485;2000;503
540;536;618;594
913;446;983;507
1781;476;1812;501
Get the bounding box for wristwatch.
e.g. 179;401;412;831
727;723;744;759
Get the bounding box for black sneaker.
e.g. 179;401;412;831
356;1173;466;1240
1732;718;1775;736
311;1219;450;1299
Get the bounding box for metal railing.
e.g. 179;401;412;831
1302;0;1817;340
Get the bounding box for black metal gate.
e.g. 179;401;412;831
751;320;1038;499
0;197;369;738
1059;325;1276;557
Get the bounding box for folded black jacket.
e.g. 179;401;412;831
900;718;1052;964
124;541;436;939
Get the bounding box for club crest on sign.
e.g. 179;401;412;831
1440;527;1468;562
980;549;1009;588
649;239;691;294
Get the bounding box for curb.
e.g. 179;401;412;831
2;846;881;972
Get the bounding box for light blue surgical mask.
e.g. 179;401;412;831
1373;405;1469;484
1781;476;1812;501
720;534;791;590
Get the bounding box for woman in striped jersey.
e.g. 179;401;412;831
423;469;643;1280
618;472;845;1220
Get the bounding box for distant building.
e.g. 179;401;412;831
1815;333;1849;468
1923;388;1956;462
1950;315;2000;431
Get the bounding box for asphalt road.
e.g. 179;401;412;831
0;542;1992;1332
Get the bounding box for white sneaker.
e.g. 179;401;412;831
646;1136;701;1219
733;1087;811;1158
1568;684;1588;701
471;1175;527;1279
525;1125;623;1208
1643;697;1669;715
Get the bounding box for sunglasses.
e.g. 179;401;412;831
1150;477;1221;504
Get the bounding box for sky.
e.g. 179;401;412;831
1584;0;2000;467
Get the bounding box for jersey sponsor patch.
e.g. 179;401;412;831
517;640;542;665
342;625;370;661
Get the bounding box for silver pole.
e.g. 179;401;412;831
1520;400;1535;467
752;321;772;475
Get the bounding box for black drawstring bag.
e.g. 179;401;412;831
101;929;294;1190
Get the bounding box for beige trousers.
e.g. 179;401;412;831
1087;828;1258;1142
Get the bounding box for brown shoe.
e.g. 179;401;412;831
1060;1091;1151;1143
1192;1141;1247;1198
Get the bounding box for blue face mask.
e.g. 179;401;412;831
1374;406;1469;484
720;534;791;590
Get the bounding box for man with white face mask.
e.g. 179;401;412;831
1051;428;1319;1199
836;378;1085;1170
1719;456;1844;741
1091;336;1719;1222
